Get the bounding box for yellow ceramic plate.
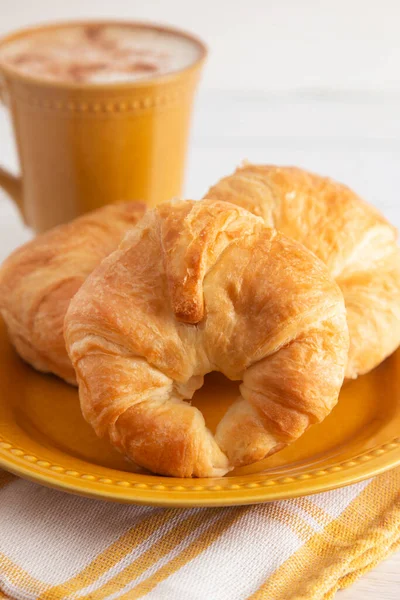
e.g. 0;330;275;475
0;318;399;507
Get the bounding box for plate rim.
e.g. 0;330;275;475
1;434;400;507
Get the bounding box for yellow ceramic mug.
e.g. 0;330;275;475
0;21;206;232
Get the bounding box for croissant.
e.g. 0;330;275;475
0;202;146;384
64;199;349;477
206;165;400;379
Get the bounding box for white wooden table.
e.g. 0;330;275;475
0;90;399;599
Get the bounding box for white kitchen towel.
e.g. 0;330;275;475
1;468;400;600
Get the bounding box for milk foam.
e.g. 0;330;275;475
0;24;202;84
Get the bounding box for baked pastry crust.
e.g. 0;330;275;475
65;199;348;477
206;165;400;378
0;202;146;384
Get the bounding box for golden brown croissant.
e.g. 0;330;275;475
65;199;349;477
206;165;400;379
0;202;146;384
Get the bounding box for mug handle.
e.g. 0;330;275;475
0;79;24;218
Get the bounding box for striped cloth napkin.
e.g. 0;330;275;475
0;467;399;600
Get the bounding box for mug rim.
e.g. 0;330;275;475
0;19;208;90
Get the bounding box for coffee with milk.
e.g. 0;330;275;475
0;23;201;84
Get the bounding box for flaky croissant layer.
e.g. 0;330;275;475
0;202;146;383
65;199;349;477
206;164;400;378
